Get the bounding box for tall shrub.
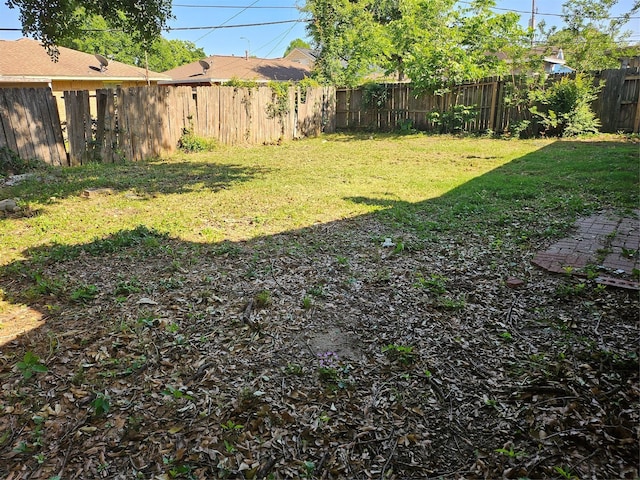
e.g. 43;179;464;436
529;74;602;137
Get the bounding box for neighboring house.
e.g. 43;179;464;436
620;55;640;69
0;38;169;117
284;48;319;67
540;48;574;74
496;46;574;75
160;54;311;86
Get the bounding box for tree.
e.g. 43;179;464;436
58;12;205;72
304;0;388;86
5;0;172;58
303;0;527;90
284;38;311;57
538;0;640;71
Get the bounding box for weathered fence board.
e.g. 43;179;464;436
61;85;334;163
64;90;93;165
0;88;66;165
336;69;640;134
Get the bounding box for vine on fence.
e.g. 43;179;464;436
266;81;292;137
362;82;390;110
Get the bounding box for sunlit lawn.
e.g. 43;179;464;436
1;133;637;267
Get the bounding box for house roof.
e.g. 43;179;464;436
284;48;319;62
160;54;311;84
0;38;169;82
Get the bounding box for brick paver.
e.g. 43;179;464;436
532;210;639;290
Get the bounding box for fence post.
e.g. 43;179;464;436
64;90;92;165
489;79;499;131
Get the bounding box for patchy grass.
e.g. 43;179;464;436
0;133;638;479
1;134;637;267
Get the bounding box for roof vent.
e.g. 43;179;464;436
95;53;109;72
199;59;211;75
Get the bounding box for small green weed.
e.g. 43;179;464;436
223;439;236;453
221;420;244;431
166;322;180;333
554;465;577;479
0;147;48;175
114;278;141;295
164;456;195;479
255;290;272;308
308;284;325;297
178;127;216;153
27;273;64;298
336;255;349;268
16;351;48;379
285;362;304;375
436;296;466;310
301;295;313;310
561;265;574;275
92;393;111;416
70;284;98;303
382;344;417;366
211;241;242;257
301;460;316;479
495;446;526;459
414;273;447;295
162;386;194;401
555;282;586;297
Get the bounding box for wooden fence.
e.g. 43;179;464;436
0;85;335;165
0;88;67;165
335;68;640;134
65;85;336;164
1;70;637;166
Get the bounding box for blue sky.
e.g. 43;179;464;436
0;1;637;58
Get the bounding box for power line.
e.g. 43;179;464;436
169;19;305;31
455;0;639;20
174;4;298;8
191;0;261;43
0;19;308;33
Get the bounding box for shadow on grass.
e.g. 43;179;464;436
0;158;269;206
0;138;638;479
3;138;638;313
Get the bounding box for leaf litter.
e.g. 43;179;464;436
0;213;637;479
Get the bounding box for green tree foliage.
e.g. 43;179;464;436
284;38;311;57
304;0;388;87
58;12;205;72
304;0;528;90
538;0;640;71
5;0;172;58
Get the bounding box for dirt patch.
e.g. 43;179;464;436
305;326;362;361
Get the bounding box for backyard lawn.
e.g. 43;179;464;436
0;133;638;479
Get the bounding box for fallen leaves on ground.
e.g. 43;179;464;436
0;215;637;479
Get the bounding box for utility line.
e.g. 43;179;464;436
169;19;306;31
456;0;639;20
191;0;261;43
174;4;298;8
0;19;309;33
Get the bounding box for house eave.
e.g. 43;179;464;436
0;75;167;82
158;78;272;85
0;75;52;84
